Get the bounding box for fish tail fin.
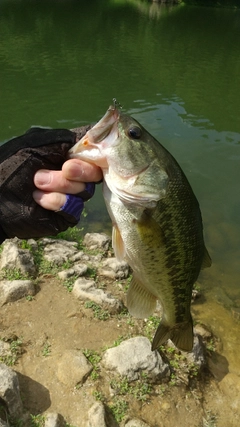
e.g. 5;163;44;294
127;274;157;319
151;316;194;352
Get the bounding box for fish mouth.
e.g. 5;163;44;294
68;103;120;164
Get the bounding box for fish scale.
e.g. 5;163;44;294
69;102;211;352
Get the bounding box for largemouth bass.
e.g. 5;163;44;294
69;102;211;352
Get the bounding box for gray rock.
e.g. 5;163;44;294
99;258;129;280
42;239;78;265
44;412;65;427
26;239;38;252
58;263;88;280
57;350;92;387
186;334;206;368
72;278;122;313
125;419;150;427
0;280;36;306
87;402;107;427
70;251;103;266
0;239;36;276
70;251;91;263
0;419;8;427
194;324;212;339
83;233;111;252
102;336;170;382
0;363;22;417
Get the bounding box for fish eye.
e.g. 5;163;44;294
128;126;142;139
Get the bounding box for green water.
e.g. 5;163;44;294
0;0;240;372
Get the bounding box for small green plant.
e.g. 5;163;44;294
166;345;176;354
7;417;24;427
62;260;74;270
144;315;160;340
110;374;152;403
206;338;215;352
86;266;97;279
1;267;30;281
42;341;51;357
109;399;128;423
131;379;152;402
112;335;126;347
0;337;23;366
63;276;77;292
55;226;84;248
189;362;200;379
84;301;110;321
92;390;104;401
169;373;177;386
83;349;101;380
20;239;32;251
30;414;45;427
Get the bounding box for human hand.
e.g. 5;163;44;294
33;159;102;211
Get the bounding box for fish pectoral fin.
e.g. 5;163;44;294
201;246;212;269
127;274;157;319
151;317;194;352
112;224;125;261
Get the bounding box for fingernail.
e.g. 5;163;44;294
34;170;51;186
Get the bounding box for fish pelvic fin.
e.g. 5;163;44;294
112;224;125;261
151;316;194;352
127;274;157;319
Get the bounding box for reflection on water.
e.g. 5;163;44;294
0;0;240;372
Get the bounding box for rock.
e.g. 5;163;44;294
194;324;212;339
57;350;92;387
70;251;103;265
26;239;38;252
102;336;170;382
44;412;65;427
0;280;36;306
0;363;22;417
99;258;129;280
125;419;151;427
0;419;8;427
0;239;36;276
186;334;206;368
57;263;88;280
42;239;78;265
87;402;107;427
83;233;111;252
72;278;122;314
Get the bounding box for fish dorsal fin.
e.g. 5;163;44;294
127;274;157;319
201;246;212;269
112;224;125;261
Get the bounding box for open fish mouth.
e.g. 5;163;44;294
68;101;120;166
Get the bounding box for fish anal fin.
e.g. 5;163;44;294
112;224;125;261
127;274;157;319
201;246;212;269
152;316;193;352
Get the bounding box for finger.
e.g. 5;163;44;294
34;170;86;194
33;190;67;211
62;159;103;182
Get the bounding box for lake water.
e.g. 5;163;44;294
0;0;240;373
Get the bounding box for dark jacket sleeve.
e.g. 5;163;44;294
0;126;91;243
